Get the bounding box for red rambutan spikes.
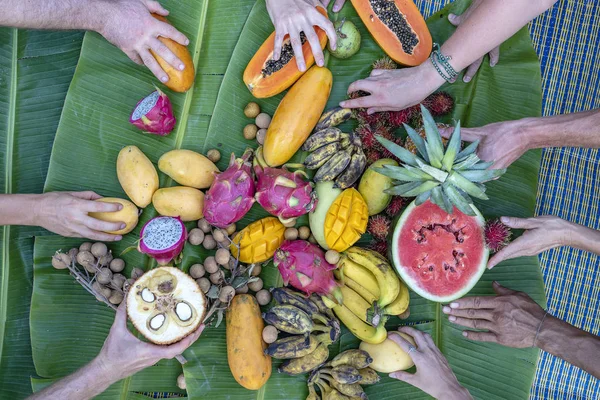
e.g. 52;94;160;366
484;219;512;252
385;196;405;217
368;215;391;240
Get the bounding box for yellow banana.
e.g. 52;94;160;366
339;285;371;323
337;257;380;299
345;247;399;307
384;279;410;316
333;304;387;344
341;275;378;304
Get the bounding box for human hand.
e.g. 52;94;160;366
266;0;337;71
96;302;205;381
440;119;530;169
448;0;500;83
487;216;573;269
35;191;126;241
321;0;346;13
443;281;546;348
388;327;472;400
339;61;445;114
100;0;190;83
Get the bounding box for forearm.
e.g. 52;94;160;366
0;194;42;227
0;0;108;32
442;0;558;71
28;356;119;400
537;316;600;379
565;220;600;256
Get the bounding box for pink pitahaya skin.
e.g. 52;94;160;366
254;166;317;222
129;89;176;135
139;216;186;265
274;240;341;301
203;149;255;228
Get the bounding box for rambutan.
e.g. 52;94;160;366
372;56;397;71
368;240;388;257
365;149;383;165
422;92;454;116
385;196;405;217
368;215;391;240
355;124;380;150
484;219;512;252
388;108;413;127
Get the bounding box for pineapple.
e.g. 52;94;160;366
374;105;506;216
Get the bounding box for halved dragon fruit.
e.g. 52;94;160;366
274;240;342;303
254;164;317;224
139;216;186;265
129;89;176;135
203;149;255;228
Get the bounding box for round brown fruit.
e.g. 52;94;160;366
206;149;221;163
298;226;310;240
284;227;298;240
91;242;108;258
79;242;92;252
325;250;340;265
215;248;231;266
204;256;219;274
97;268;113;285
111;273;127;289
219;285;236;303
235;284;249;294
197;218;211;233
213;229;226;243
244;102;260;118
197;277;211;293
248;278;263;292
110;258;125;273
243;124;258;140
68;248;79;261
262;325;278;344
226;223;236;236
92;281;112;300
255;113;271;129
308;234;317;244
202;235;217;250
99;252;113;267
255;289;271;306
256;128;267;145
109;291;124;305
189;264;205;279
250;264;262;277
177;373;186;390
52;252;71;270
76;251;96;272
131;267;145;280
210;270;225;285
188;228;205;246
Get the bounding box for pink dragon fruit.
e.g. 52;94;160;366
139;216;186;265
203;148;255;228
274;240;342;303
129;89;175;135
254;165;317;223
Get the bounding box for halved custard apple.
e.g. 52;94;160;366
126;266;206;344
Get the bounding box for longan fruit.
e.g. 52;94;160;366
204;256;219;274
255;113;271;129
188;228;205;246
244;102;260;118
202;235;217;250
256;289;272;306
215;248;231;266
206;149;221;163
243;124;258;140
248;278;263;292
256;128;267;145
298;226;311;240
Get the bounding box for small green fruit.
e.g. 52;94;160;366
359;158;398;215
328;19;361;59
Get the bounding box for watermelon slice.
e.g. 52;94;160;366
391;200;488;302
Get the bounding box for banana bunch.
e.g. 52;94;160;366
306;349;380;400
263;287;342;375
331;247;410;344
303;115;367;190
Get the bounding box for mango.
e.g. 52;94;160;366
230;217;285;263
117;145;159;208
152;186;204;222
89;198;139;235
359;333;416;373
308;181;342;250
324;188;368;252
158;149;218;189
358;158;398;215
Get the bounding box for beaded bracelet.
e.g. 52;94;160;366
430;43;458;82
533;310;550;347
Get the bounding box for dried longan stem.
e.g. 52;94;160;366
67;260;117;311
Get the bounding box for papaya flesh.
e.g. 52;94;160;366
263;66;332;167
243;6;328;99
151;14;195;92
351;0;432;66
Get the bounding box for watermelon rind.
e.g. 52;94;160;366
391;200;489;303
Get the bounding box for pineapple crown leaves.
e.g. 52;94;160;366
374;106;507;216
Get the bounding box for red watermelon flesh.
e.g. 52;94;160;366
391;200;488;302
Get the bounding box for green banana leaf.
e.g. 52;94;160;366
0;29;83;398
30;0;545;399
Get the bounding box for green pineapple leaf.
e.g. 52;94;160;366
431;186;453;214
415;159;448;182
441;121;461;172
420;105;444;168
403;123;429;162
459;168;506;183
469;161;497;170
375;136;418;166
385;181;423;196
415;189;432;205
447;171;489;200
455;140;480;162
453;153;481;170
442;184;476;216
373;166;431;182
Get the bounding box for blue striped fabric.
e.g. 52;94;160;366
413;0;600;398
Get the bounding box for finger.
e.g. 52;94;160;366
82;216;126;233
463;57;483;83
448;316;494;331
157;22;190;46
370;69;386;77
128;51;144;65
82;200;123;213
322;0;331;6
70;191;102;200
367;106;395;114
387;332;419;355
453;127;480;142
491;281;518;297
273;30;285;61
447;13;463;26
487;238;525;269
442;306;494;321
340;94;380;109
150;37;185;71
489;46;500;67
500;216;539;230
424;333;435;347
78;227;122;242
462;330;498;343
290;30;306;71
140;48;169;83
161;324;206;357
333;0;346;12
449;296;498;310
389;370;416;384
145;0;169;16
304;25;325;67
346;78;378;95
397;326;428;348
313;13;336;50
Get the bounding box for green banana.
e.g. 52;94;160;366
320;375;367;399
262;305;314;334
357;368;380;385
265;334;318;359
307;383;321;400
302;128;346;152
334;149;367;189
304;142;342;169
314;148;352;182
271;287;320;315
310;294;336;320
326;365;362;384
279;342;329;375
328;349;373;369
315;107;352;131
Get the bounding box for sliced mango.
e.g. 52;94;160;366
324;189;368;252
231;217;285;263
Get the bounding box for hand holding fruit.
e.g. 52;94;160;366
265;0;337;71
321;0;346;13
99;0;189;83
443;281;546;348
95;302;205;382
447;0;500;83
35;191;126;241
388;327;472;400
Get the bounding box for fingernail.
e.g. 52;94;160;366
449;315;456;322
442;306;451;313
462;331;468;337
185;39;190;45
464;76;471;83
118;204;123;210
332;43;337;50
493;280;499;285
179;64;185;70
115;236;123;241
491;61;497;67
161;76;168;82
120;224;126;230
500;216;509;223
339;101;347;107
299;63;306;71
389;373;397;379
317;59;324;67
450;302;459;308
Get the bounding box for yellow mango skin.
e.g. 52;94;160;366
359;333;416;373
325;188;368;252
230;217;285;263
358;158;398;215
89;198;139;235
158;149;218;189
226;294;272;390
263;66;333;166
152;186;204;222
117;145;159;208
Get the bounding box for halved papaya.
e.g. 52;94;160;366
243;6;329;99
351;0;432;66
